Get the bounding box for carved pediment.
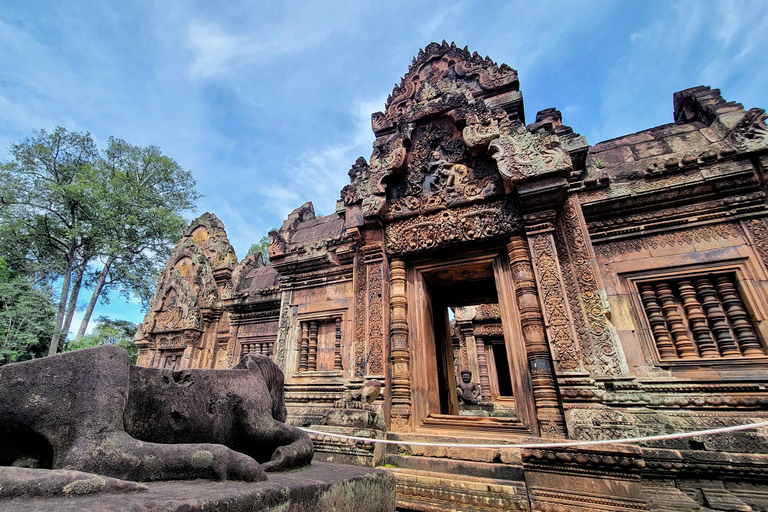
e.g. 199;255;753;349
184;212;238;270
371;41;519;134
145;271;204;333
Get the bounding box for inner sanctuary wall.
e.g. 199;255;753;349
135;42;768;511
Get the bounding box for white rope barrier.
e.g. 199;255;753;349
301;419;768;449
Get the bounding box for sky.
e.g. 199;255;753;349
1;0;767;331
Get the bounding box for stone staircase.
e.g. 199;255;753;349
381;432;530;511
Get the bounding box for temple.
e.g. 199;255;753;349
134;42;768;511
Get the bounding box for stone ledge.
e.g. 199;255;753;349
0;463;395;512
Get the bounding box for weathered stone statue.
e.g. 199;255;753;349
0;346;313;484
456;369;482;405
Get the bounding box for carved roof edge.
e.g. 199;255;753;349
183;212;227;237
382;41;518;113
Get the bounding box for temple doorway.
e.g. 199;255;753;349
406;249;536;433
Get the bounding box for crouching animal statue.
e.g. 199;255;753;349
0;346;313;484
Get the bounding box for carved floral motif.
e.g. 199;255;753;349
594;223;745;259
560;198;622;375
744;218;768;272
489;122;572;182
385;199;521;254
529;234;582;372
729;108;768;153
367;259;384;376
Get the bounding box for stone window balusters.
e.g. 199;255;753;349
640;273;766;361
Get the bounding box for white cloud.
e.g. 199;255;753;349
187;22;279;79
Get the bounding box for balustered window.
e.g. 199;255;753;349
297;316;344;372
637;272;766;361
240;340;273;357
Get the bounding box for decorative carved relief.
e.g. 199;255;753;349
273;289;293;371
489;121;572;183
560;198;622;375
353;249;368;377
528;233;582;372
385;119;504;218
744;218;768;272
371;41;518;133
729;108;768;153
595;222;745;258
367;260;384;376
385;198;521;254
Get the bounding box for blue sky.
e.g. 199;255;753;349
2;0;767;330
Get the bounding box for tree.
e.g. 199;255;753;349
247;235;271;264
0;128;100;355
71;137;199;343
0;127;199;355
64;316;138;364
0;256;56;364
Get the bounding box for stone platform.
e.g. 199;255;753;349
0;462;395;512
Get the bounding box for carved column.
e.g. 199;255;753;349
389;258;412;429
509;234;567;436
299;322;309;371
334;316;343;369
716;275;765;356
474;335;492;401
656;282;698;358
308;320;318;371
678;280;719;357
697;277;740;356
639;284;677;359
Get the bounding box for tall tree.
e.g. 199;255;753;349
72;138;199;342
0;128;100;355
0;128;199;354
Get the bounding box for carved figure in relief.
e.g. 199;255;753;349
456;369;482;404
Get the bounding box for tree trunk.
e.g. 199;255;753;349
48;255;76;356
75;255;115;343
61;264;86;339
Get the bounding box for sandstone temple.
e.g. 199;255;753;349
134;42;768;511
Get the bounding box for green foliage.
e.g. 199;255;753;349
0;127;200;352
0;257;57;364
64;316;138;364
246;235;271;264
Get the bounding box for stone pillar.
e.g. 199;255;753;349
334;316;344;370
389;258;412;430
308;320;318;371
273;288;294;373
299;321;309;372
524;212;583;375
354;244;388;377
509;231;567;437
474;335;492;401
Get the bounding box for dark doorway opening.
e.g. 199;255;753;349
422;259;515;417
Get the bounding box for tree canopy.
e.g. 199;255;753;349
63;316;139;364
0;256;56;364
247;235;271;264
0;127;199;358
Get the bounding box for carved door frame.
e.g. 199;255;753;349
405;251;539;434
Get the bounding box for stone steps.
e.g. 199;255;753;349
381;432;529;511
384;466;529;512
384;431;523;465
385;454;524;481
